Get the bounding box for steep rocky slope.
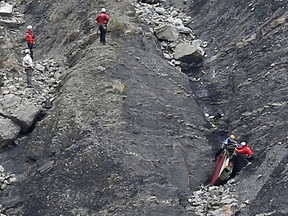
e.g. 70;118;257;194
1;0;211;215
0;0;287;215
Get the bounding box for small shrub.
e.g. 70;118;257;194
113;41;124;51
65;30;80;44
108;19;125;34
50;11;61;23
112;80;128;95
98;0;106;4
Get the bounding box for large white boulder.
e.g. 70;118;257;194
174;41;205;63
0;2;13;16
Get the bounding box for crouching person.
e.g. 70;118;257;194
236;142;255;163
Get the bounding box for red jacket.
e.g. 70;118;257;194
236;145;254;156
96;12;110;25
26;30;35;44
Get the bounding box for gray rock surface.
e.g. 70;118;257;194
186;0;288;215
0;164;16;215
0;95;41;133
0;1;213;215
0;2;13;16
174;42;204;63
11;100;41;133
0;0;287;215
154;25;179;42
187;182;240;216
0;17;25;28
0;116;20;148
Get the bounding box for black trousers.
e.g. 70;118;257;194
27;43;34;59
99;24;107;44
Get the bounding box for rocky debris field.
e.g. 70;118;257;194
0;58;65;149
0;165;16;216
1;58;64;102
135;1;206;69
0;1;25;28
187;179;242;216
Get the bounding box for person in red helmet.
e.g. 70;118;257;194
26;25;35;59
96;8;110;45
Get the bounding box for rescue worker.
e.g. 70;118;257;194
26;25;35;59
96;8;110;45
213;134;238;161
22;49;33;87
231;141;255;175
236;142;255;162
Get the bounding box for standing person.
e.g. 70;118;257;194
96;8;110;45
22;49;33;87
26;25;35;59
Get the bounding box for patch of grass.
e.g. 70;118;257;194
65;30;80;44
50;11;61;23
108;19;125;34
112;80;128;95
49;3;76;23
98;0;106;4
113;40;124;52
122;83;128;94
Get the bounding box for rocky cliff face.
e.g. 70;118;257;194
186;0;288;215
0;0;287;216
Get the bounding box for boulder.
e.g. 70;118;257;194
172;18;193;34
176;26;193;34
0;94;22;113
0;116;20;148
0;94;41;133
154;7;166;15
154;25;179;42
175;21;193;34
174;42;205;63
12;101;41;133
171;10;178;18
0;2;13;16
34;63;46;73
0;17;25;28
